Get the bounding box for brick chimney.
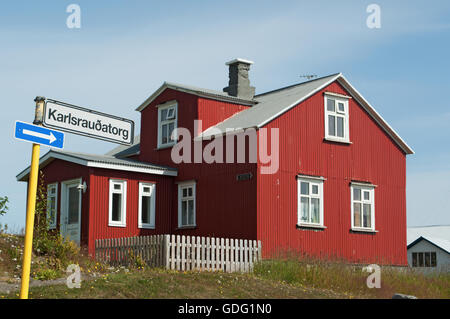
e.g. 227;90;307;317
223;58;255;100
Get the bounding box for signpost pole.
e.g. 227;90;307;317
19;96;45;299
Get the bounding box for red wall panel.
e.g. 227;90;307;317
257;81;407;265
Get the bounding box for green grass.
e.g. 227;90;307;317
2;268;351;299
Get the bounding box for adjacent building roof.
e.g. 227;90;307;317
135;81;257;112
105;135;140;158
16;149;177;181
407;225;450;254
407;236;450;254
195;73;414;155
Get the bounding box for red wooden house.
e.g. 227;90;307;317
17;59;413;265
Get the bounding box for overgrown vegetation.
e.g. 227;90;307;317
253;255;450;299
0;196;8;216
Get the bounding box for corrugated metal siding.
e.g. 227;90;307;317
87;168;174;256
257;81;408;265
138;89;258;241
197;97;250;134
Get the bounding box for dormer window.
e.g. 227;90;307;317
157;101;178;148
324;93;350;143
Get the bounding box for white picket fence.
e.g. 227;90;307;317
95;234;262;273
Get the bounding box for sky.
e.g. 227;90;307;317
0;0;449;232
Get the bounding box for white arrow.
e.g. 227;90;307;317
23;129;57;144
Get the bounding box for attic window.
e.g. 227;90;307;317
157;102;178;148
324;93;350;143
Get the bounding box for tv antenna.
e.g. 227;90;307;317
300;74;317;80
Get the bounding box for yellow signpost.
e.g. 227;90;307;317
19;97;45;299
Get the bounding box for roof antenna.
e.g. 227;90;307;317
300;74;317;80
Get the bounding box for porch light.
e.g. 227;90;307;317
77;181;87;193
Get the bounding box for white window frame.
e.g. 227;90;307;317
324;93;350;143
46;183;58;229
178;181;196;228
350;183;375;231
297;176;324;227
157;101;178;148
108;179;127;227
138;182;156;229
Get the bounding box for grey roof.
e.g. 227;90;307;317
105;135;140;158
408;236;450;254
136;81;257;112
198;73;340;138
407;225;450;245
16;149;177;181
195;73;414;155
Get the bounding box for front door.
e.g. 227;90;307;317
61;178;82;244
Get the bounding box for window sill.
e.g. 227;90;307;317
155;143;176;151
350;228;378;234
297;224;327;230
323;137;352;144
138;225;155;229
108;223;126;228
176;226;197;230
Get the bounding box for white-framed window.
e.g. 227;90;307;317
351;184;375;231
297;177;324;226
178;181;196;228
324;93;350;143
138;182;156;229
157;101;178;148
46;183;58;229
108;179;127;227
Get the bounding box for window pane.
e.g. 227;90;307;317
50;187;56;195
425;252;431;267
161;109;168;121
162;124;168;144
112;193;122;222
114;184;121;190
353;188;361;201
353;203;361;227
181;201;187;225
363;204;371;228
68;187;79;224
182;188;187;198
338;102;345;112
337;117;344;137
364;191;370;200
431;252;437;267
327;99;335;112
328;115;336;136
300;182;309;195
168;122;175;142
143;186;151;193
188;187;193;197
141;196;151;224
188;200;194;225
418;253;424;267
300;197;309;222
312;184;319;195
311;198;320;224
412;253;418;267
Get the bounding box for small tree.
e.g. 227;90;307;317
0;195;9;216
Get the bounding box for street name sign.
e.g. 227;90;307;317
15;121;64;149
43;99;135;145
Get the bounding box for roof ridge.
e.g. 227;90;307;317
255;73;341;98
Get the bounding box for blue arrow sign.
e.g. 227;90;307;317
15;121;64;149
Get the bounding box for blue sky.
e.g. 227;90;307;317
0;0;449;232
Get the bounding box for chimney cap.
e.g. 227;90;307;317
225;58;254;66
